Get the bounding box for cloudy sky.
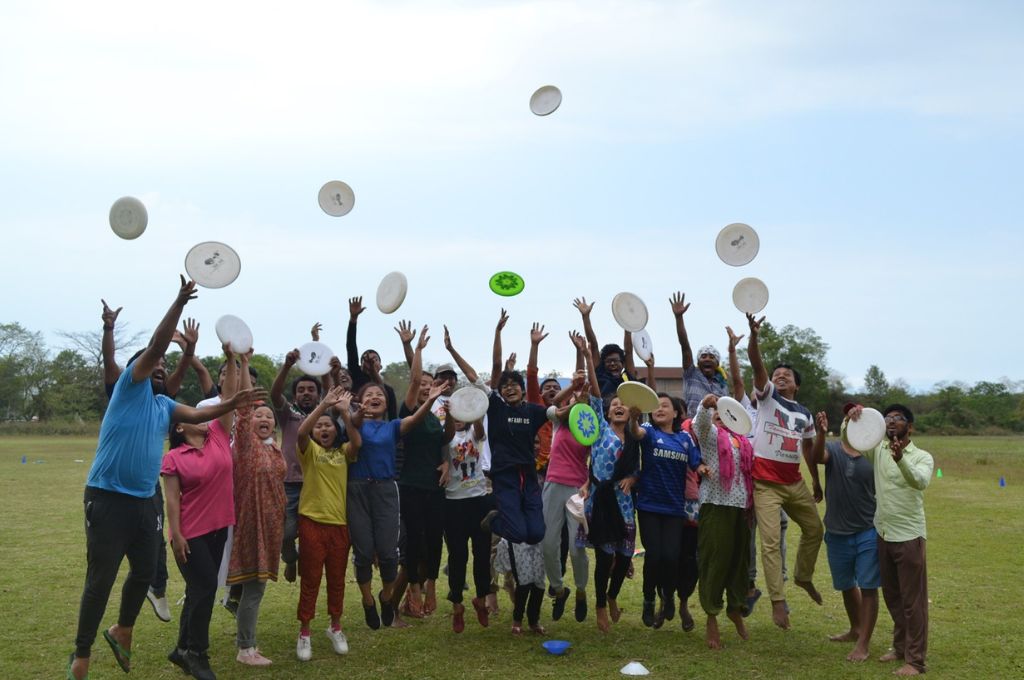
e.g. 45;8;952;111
2;0;1021;391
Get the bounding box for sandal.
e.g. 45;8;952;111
511;621;523;636
102;629;131;673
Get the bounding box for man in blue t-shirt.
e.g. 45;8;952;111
70;277;266;680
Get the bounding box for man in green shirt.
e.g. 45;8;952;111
843;403;933;677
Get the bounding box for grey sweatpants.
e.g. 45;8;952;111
541;481;589;592
347;479;401;584
235;580;266;649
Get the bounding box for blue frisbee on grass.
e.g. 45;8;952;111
542;640;571;655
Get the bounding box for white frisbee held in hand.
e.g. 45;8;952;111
716;396;753;436
376;271;408;314
296;341;333;376
185;241;241;289
611;292;649;332
847;407;886;451
632;330;653;362
732;277;769;315
109;196;148;240
448;386;489;423
214;315;253;354
617;381;660;413
716;222;759;266
530;85;562;116
318;181;355;217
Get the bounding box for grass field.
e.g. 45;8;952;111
1;435;1022;679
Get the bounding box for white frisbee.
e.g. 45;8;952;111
296;341;333;377
529;85;562;116
565;493;588;534
318;180;355;217
846;407;886;451
184;241;241;289
109;196;148;240
716;396;753;436
732;277;769;315
214;314;253;354
616;381;660;413
448;386;489;423
715;222;759;266
611;292;649;332
620;661;650;676
376;271;408;314
631;330;653;362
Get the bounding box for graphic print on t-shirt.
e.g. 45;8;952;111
764;408;802;454
452;437;480;488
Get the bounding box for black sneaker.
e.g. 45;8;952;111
379;590;395;627
551;588;571;621
662;596;676;621
185;651;216;680
574;594;588;622
641;600;655;628
363;601;381;630
168;647;191;674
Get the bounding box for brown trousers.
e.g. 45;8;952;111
878;536;928;672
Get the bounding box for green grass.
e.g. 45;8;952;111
1;436;1022;679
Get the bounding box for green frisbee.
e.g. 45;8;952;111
489;271;525;297
568;402;599;446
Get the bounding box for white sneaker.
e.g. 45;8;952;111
147;590;172;622
236;647;272;666
296;634;312;662
326;627;349;655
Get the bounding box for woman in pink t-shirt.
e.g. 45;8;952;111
162;357;263;680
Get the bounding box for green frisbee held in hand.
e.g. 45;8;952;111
568;403;599;446
489;271;525;297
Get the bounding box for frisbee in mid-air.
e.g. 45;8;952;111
715;222;759;266
318;180;355;217
529;85;562;116
448;386;488;423
611;292;649;332
732;277;769;315
296;341;333;376
109;196;148;240
214;314;253;354
632;329;653;362
376;271;408;314
184;241;241;289
489;271;525;297
846;407;886;451
617;381;660;413
716;396;753;436
568;402;599;446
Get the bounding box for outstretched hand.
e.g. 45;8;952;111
395;320;416;345
726;325;745;351
416;325;430;351
504;353;517;372
573;297;594;316
311;322;322;341
496;308;509;332
443;325;454;352
101;299;122;327
569;330;586;352
349;296;366;320
530;322;548;345
176;275;198;306
746;312;765;336
669;291;690;317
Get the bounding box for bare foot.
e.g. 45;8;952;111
726;609;749;640
108;625;133;670
879;651;901;663
529;623;547;635
794;579;823;605
486;592;499;615
389;613;411;629
608;597;622;623
830;630;858;642
69;657;90;680
705;616;722;649
596;607;610;633
894;663;922;676
847;645;870;662
771;601;791;630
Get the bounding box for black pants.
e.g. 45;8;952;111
74;487;160;658
594;550;631;608
400;486;445;585
638;510;685;602
443;495;492;603
677;524;699;602
175;528;228;654
513;585;544;626
151;483;168;595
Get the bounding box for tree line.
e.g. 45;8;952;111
1;320;1021;435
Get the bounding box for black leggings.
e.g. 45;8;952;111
513;585;544;626
594;551;632;608
176;528;228;654
638;510;685;602
677;524;699;602
443;495;492;603
399;486;444;585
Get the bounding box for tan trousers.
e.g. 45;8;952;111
753;479;823;602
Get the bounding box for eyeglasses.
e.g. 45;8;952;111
884;414;907;423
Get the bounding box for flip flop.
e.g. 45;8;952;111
67;653;88;680
102;629;131;673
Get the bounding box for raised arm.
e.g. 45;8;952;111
490;308;509;390
271;348;299;410
443;325;480;385
399;382;445;436
575;335;601;398
642;352;657;392
551;369;586;409
131;275;197;383
101;299;122;388
726;326;746;400
811;411;830;465
527;323;547;403
346;296;365;373
216;344;240;433
746;313;769;392
670;291;694;370
573;297;601;366
164;317;199;398
623;330;637;378
394;320;416;368
692;395;718;454
405;325;429;410
803;435;823;502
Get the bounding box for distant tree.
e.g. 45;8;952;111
381;361;411;402
0;322;49;420
37;350;105;420
863;365;889;403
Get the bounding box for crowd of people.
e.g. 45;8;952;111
67;277;935;679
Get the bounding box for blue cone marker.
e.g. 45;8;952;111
1000;476;1006;487
21;455;26;464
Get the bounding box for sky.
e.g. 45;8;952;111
2;0;1022;392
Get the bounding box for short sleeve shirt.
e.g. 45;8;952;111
636;423;700;517
298;440;350;525
350;419;402;481
823;441;876;535
751;384;815;485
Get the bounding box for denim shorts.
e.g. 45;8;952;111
824;527;880;590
